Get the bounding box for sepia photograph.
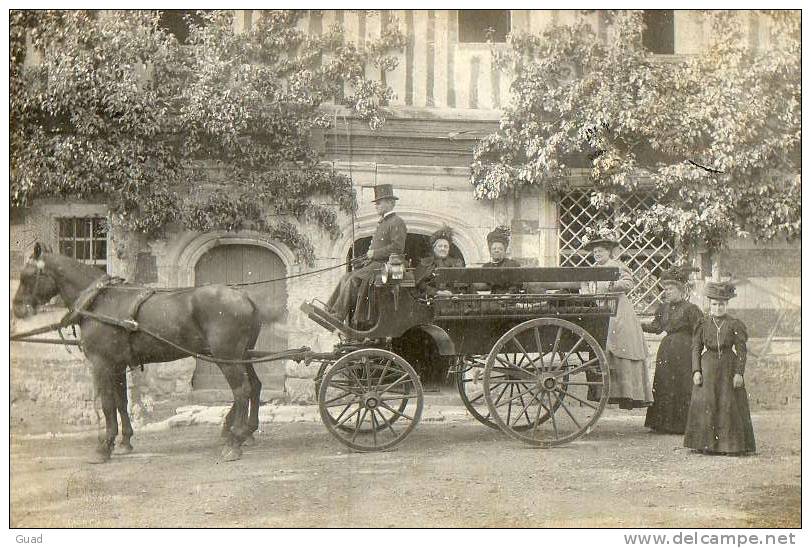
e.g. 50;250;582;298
6;4;803;538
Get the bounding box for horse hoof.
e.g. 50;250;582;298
220;446;242;462
116;443;134;455
242;434;256;447
87;451;111;464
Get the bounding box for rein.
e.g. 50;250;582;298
12;273;312;365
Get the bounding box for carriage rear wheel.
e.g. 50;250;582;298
483;318;609;447
318;349;423;452
457;355;561;431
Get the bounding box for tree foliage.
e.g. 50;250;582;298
472;10;800;252
10;10;405;264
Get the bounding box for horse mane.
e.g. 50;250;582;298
45;252;108;286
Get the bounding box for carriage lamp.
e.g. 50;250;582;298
381;254;406;284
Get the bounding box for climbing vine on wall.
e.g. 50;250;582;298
10;9;405;265
472;10;800;253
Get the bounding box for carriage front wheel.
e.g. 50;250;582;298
318;349;423;452
483;318;610;447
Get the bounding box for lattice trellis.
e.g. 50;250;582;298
558;190;676;314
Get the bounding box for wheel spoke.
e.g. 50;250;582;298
492;382;510;408
378;394;411;403
549;327;563;369
323;387;359;405
557;387;598;410
565;381;605;386
374;359;391;390
323;397;361;408
376;408;398;437
511;338;540;371
562;357;600;377
363;358;372;390
379;401;415;421
495;385;538;408
533;328;545;370
333;402;354;424
555;392;583;430
559;336;585;368
379;373;410;393
371;408;378;445
510;386;538;427
352;408;369;442
546;391;559;439
336;406;361;428
506;385;514;425
532;394;546;431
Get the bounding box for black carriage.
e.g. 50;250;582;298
301;262;620;452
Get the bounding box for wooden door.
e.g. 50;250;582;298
192;244;288;392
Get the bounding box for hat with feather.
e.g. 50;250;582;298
704;280;737;301
581;224;621;251
659;265;700;287
486;225;511;248
430;225;455;247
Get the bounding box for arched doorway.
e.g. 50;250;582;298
192;244;288;392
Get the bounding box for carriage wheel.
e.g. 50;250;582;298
483;318;609;447
456;355;552;431
318;349;423;452
317;356;410;434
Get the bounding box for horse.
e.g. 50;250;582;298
12;243;269;463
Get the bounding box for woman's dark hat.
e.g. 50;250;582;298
704;281;737;301
371;184;398;203
486;226;511;247
660;266;699;287
430;225;454;247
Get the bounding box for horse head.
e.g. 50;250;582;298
12;243;60;319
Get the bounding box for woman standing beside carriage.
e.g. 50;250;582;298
581;230;653;410
684;281;756;455
642;267;703;434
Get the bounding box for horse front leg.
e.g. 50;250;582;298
114;369;134;454
88;359;119;464
217;364;252;462
244;364;262;445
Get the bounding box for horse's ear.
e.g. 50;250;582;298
33;242;42;259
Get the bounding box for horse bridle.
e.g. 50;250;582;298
24;258;54;309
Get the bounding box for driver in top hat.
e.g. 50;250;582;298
326;184;407;324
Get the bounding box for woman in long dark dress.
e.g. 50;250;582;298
642;267;703;434
684;281;756;455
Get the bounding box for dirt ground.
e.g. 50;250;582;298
9;405;801;528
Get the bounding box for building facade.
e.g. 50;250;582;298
10;10;799;419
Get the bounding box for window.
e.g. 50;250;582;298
558;190;677;314
458;10;511;43
158;10;208;45
57;217;108;271
642;10;675;54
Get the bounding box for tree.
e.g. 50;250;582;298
10;10;405;264
471;10;800;254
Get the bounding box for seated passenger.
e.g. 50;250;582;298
326;184;407;324
415;225;465;297
481;226;521;293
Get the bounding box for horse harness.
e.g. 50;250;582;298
60;276;155;371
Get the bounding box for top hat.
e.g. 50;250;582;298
704;281;737;301
486;226;511;247
371;184;399;203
